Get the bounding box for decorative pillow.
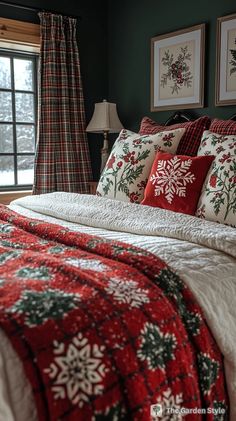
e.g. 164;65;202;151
209;118;236;135
196;130;236;227
141;152;215;215
96;128;185;203
139;116;211;156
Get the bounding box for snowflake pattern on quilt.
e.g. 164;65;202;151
137;322;177;371
150;156;195;203
65;257;109;272
0;206;229;420
44;332;108;408
152;388;183;420
105;277;150;307
197;352;219;395
0;239;25;249
156;269;202;336
0;250;21;265
16;265;52;281
156;268;184;298
0;223;14;234
8;289;81;326
213;401;228;421
92;402;126;421
184;311;202;336
49;245;66;254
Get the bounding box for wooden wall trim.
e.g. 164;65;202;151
0;17;40;48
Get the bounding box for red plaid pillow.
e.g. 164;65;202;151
139;116;211;156
209;118;236;134
141;152;215;215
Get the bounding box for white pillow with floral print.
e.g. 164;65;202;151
196;130;236;227
96;128;185;203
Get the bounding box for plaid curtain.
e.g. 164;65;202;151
33;13;92;194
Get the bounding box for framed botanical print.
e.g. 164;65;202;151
151;24;205;111
216;13;236;106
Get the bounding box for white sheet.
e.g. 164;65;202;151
0;193;235;420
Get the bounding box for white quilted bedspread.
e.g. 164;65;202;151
0;192;235;421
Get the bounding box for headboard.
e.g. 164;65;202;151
164;111;236;125
230;113;236;121
164;111;192;126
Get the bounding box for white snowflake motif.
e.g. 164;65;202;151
152;388;184;420
65;258;108;272
44;333;108;407
105;278;149;308
150;156;195;204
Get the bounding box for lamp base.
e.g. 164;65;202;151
100;131;109;173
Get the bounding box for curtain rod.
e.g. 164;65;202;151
0;0;81;19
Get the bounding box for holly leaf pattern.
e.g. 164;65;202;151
197;131;236;226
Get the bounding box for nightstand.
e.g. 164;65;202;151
87;181;98;195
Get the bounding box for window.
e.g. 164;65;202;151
0;17;39;193
0;52;38;190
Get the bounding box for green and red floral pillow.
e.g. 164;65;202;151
96;128;185;203
196;130;236;227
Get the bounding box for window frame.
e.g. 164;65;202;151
0;49;38;191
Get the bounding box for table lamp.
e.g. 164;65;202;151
86;100;123;173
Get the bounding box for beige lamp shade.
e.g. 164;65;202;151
86;100;123;133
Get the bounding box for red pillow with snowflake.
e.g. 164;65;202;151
142;152;215;215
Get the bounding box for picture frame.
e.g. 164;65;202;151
151;24;205;111
216;13;236;106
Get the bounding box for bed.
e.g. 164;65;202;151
0;112;235;421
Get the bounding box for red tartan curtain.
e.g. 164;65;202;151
33;13;92;194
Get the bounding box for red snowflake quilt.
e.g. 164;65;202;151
0;205;228;420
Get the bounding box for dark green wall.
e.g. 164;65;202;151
3;1;236;179
107;0;236;132
0;0;107;180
